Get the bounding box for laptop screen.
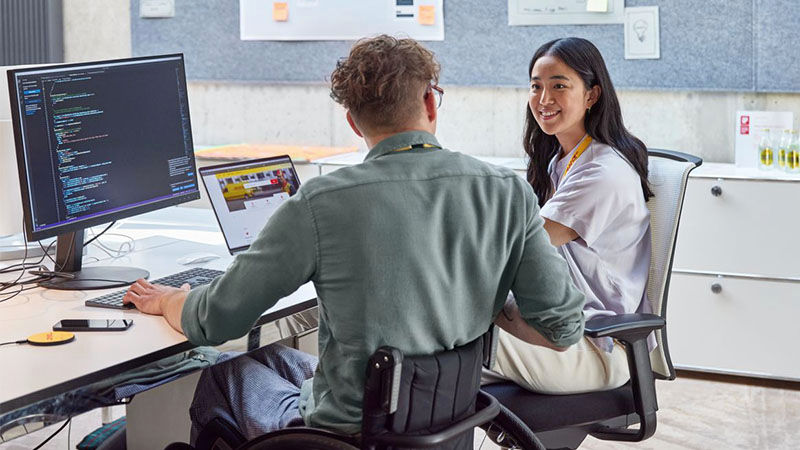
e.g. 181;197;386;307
199;155;301;254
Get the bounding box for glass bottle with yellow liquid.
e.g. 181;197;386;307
790;130;800;173
777;129;792;170
758;129;774;170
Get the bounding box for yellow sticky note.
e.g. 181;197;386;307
586;0;608;13
418;5;436;25
273;2;289;22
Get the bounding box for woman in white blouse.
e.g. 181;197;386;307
488;37;654;394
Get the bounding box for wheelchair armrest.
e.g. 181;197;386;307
365;391;500;448
584;313;665;343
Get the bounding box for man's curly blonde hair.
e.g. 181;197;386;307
330;35;440;133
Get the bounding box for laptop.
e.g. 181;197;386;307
199;155;302;255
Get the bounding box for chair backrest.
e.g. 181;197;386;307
644;149;702;380
362;335;488;449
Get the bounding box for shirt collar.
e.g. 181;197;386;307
364;130;442;161
548;134;589;176
548;134;590;187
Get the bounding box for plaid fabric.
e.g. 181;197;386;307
77;416;126;449
189;343;317;442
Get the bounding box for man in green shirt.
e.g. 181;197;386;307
123;34;585;440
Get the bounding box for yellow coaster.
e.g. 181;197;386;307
27;331;75;346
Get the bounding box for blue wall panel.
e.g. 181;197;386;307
132;0;768;91
755;0;800;92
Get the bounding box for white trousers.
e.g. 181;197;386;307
485;330;630;394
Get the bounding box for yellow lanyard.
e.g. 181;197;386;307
391;143;441;152
561;135;593;180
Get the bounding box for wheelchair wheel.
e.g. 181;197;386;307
480;403;546;450
237;429;359;450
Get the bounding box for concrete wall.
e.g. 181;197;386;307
63;0;131;62
62;0;800;164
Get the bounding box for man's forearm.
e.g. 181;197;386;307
160;291;188;334
494;300;569;352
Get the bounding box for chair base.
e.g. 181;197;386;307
482;382;636;432
487;416;644;450
482;381;650;450
535;428;588;450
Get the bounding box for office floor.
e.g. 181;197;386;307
474;372;800;450
3;372;799;450
0;405;126;450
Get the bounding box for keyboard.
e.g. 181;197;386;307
85;267;225;310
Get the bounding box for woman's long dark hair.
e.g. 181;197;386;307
524;37;653;206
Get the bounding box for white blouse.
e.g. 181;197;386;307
540;137;653;352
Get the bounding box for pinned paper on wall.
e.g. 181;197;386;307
624;6;660;60
508;0;624;25
395;0;414;19
241;0;443;41
418;5;435;25
272;2;288;21
139;0;175;18
586;0;608;12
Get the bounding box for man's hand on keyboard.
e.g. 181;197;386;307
123;278;191;316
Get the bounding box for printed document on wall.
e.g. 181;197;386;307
241;0;444;41
508;0;624;25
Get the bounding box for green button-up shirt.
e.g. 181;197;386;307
182;130;584;433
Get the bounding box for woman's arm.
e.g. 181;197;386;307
543;218;579;247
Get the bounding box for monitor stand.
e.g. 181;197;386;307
38;230;149;291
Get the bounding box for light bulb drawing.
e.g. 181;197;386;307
633;19;648;42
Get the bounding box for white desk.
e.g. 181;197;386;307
312;152;528;177
0;206;317;440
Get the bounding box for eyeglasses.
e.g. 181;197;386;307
426;84;444;109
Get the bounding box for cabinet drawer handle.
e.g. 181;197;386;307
711;283;722;294
711;185;722;197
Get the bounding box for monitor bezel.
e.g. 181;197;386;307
7;53;200;242
199;155;301;255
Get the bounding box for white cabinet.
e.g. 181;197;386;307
669;273;800;379
668;163;800;380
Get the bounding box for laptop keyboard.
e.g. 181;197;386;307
85;267;225;310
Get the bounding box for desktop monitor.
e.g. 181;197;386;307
6;54;200;290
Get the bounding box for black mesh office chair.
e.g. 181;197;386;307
482;149;702;449
173;333;503;450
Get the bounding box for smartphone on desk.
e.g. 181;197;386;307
53;319;133;332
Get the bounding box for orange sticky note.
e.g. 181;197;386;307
418;5;435;25
273;2;288;22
